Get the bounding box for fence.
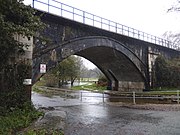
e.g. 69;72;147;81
46;86;180;104
39;86;180;104
32;0;179;50
78;90;180;104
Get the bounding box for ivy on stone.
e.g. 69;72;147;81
154;56;180;89
0;0;45;108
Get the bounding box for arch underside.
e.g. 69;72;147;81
76;46;145;91
33;36;148;91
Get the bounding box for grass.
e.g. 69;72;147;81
144;87;180;96
19;129;64;135
32;86;44;93
0;103;43;135
144;90;180;96
0;103;64;135
151;87;180;91
32;86;66;98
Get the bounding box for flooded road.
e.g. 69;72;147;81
32;90;180;135
63;104;180;135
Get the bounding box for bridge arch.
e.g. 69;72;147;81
33;36;149;91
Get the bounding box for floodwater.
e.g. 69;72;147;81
61;81;92;89
32;89;180;135
32;90;106;108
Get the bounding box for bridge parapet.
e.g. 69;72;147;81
32;0;179;50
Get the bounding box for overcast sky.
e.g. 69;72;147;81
24;0;180;69
24;0;180;36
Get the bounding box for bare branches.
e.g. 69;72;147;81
163;31;180;50
168;0;180;12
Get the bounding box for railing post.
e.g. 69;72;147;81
122;25;124;34
177;90;179;104
73;7;74;20
64;90;67;100
133;91;136;104
101;18;102;29
32;0;35;8
162;39;164;46
83;11;85;24
61;4;63;16
128;27;129;36
143;32;144;40
132;28;134;37
48;0;50;12
167;41;170;48
115;23;117;33
80;91;82;101
102;92;105;103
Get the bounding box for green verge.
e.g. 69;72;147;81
20;129;64;135
71;83;106;92
0;103;43;135
0;103;64;135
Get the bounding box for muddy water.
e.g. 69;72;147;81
32;90;180;135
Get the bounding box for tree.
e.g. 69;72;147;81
92;67;105;78
163;31;180;49
0;0;44;68
0;0;44;108
154;56;169;88
168;0;180;12
53;55;82;86
154;56;180;88
163;1;180;50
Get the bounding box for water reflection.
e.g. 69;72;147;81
80;91;107;103
31;89;107;109
61;81;90;89
81;105;108;118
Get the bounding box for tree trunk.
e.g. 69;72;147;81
58;79;61;88
62;79;64;86
71;76;77;86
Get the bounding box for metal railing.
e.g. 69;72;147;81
78;90;180;104
32;0;179;50
37;86;180;104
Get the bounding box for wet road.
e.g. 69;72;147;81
32;90;180;135
62;104;180;135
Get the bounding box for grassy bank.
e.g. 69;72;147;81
0;103;64;135
0;103;43;134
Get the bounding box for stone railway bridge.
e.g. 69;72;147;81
30;1;180;91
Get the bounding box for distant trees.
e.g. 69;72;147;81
80;67;104;79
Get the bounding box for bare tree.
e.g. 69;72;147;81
163;0;180;50
168;0;180;12
163;31;180;50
